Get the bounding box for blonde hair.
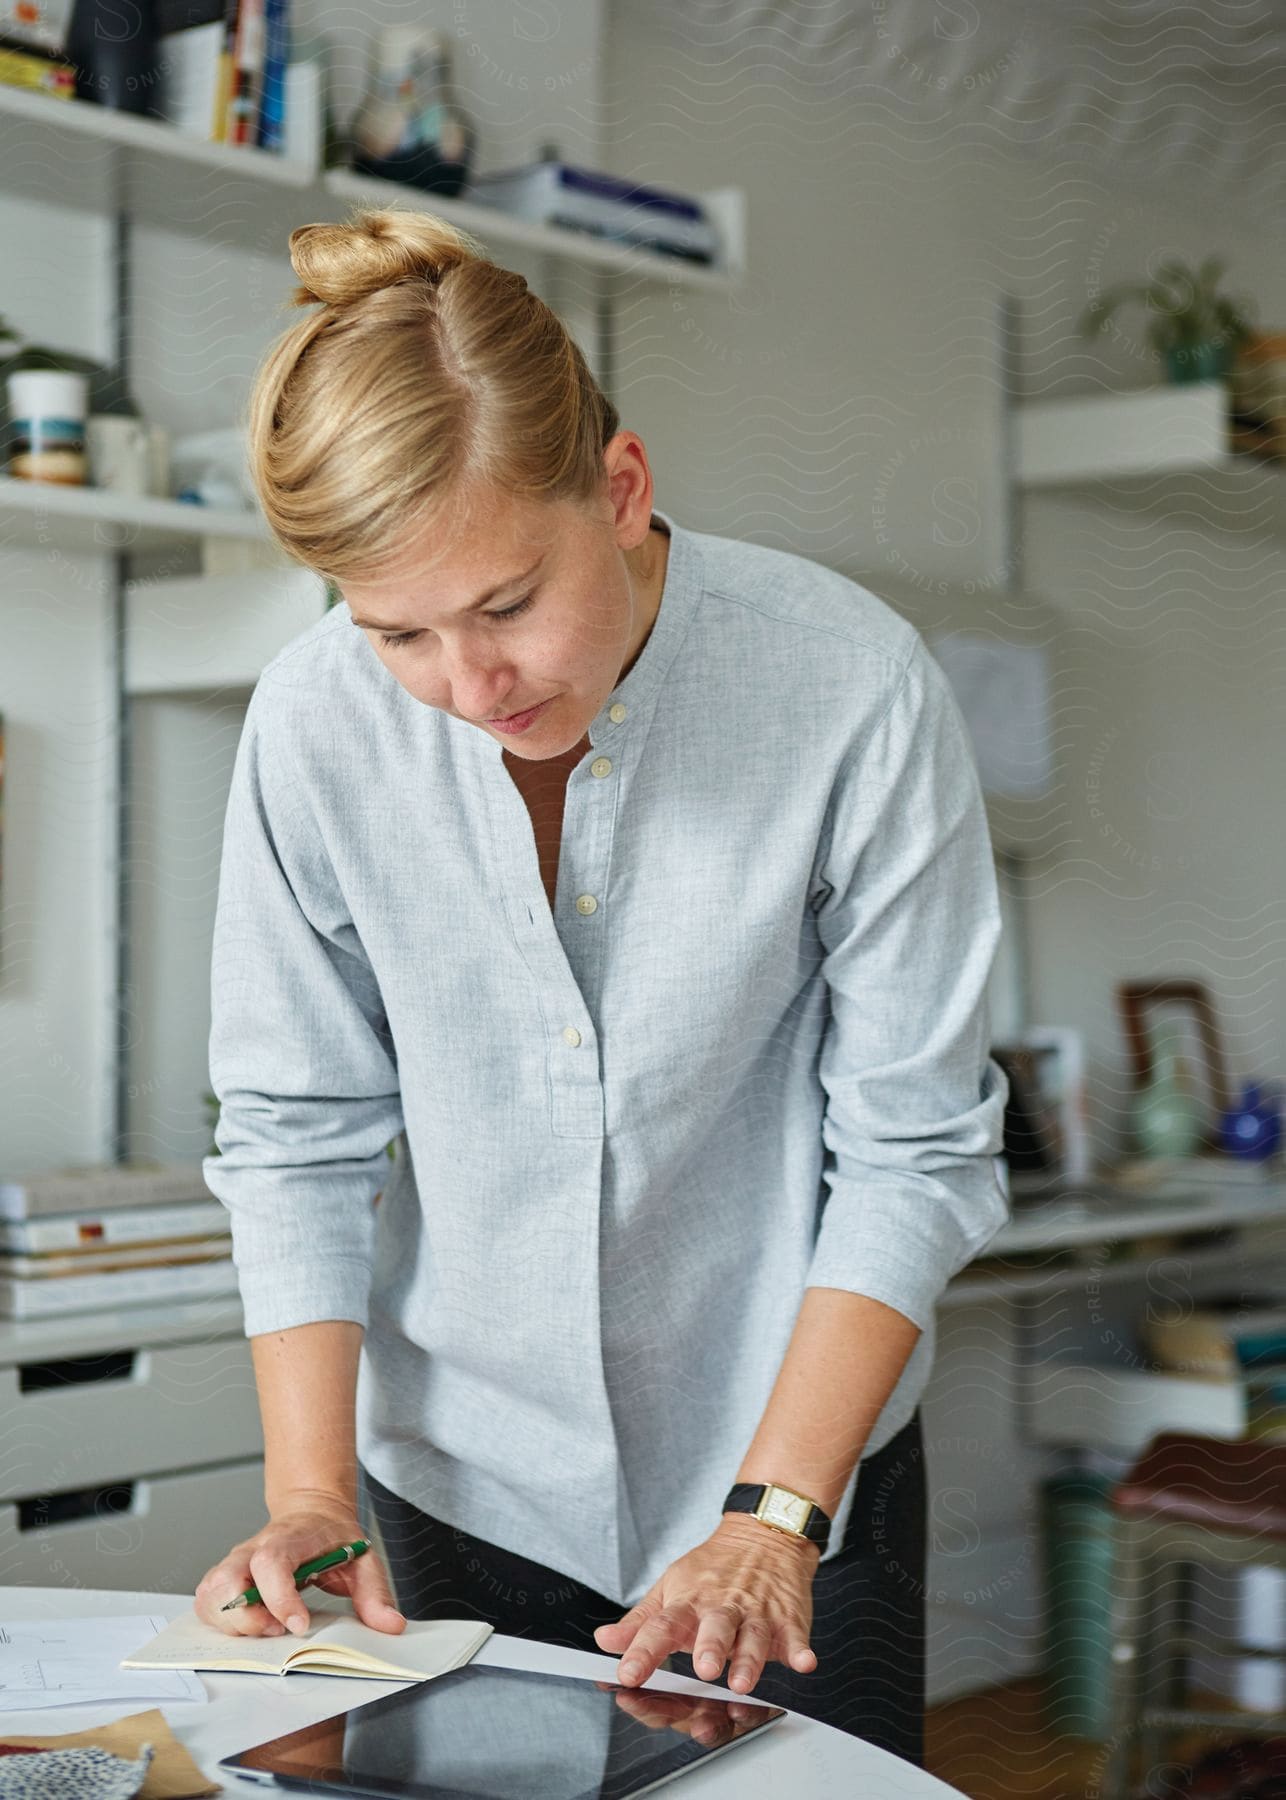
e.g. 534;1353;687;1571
245;204;621;581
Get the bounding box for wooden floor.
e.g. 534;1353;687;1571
925;1679;1110;1798
924;1679;1251;1799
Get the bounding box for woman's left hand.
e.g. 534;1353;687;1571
592;1514;820;1694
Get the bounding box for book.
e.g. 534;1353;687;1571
254;0;288;151
0;37;75;96
0;1161;213;1221
0;1198;230;1254
0;1254;238;1318
0;1237;229;1276
210;0;238;142
1144;1300;1286;1378
121;1605;493;1682
468;161;720;264
226;0;265;145
156;19;224;138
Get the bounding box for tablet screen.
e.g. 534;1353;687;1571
219;1661;786;1799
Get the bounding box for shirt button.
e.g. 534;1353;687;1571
562;1026;582;1048
609;703;627;723
590;756;613;778
575;894;598;915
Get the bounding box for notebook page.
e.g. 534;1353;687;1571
121;1607;492;1680
120;1609;295;1672
292;1611;494;1678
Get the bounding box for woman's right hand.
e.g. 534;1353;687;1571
194;1497;406;1638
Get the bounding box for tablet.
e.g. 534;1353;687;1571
218;1659;787;1799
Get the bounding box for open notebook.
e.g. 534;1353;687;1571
121;1606;493;1681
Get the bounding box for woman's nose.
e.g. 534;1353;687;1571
443;647;514;721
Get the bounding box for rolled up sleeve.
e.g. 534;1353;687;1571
202;691;403;1337
805;635;1010;1328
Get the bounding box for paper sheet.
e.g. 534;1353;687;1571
0;1617;207;1711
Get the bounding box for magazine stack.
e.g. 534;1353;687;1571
0;1162;236;1320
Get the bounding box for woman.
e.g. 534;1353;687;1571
196;206;1009;1766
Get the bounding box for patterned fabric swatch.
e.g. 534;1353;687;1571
0;1740;153;1798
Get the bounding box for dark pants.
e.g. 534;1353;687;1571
360;1410;927;1765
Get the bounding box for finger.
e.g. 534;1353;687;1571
224;1600;289;1637
348;1552;406;1634
788;1633;818;1673
592;1605;650;1652
616;1608;695;1686
690;1607;740;1684
195;1564;286;1636
248;1546;312;1634
196;1591;287;1636
726;1616;774;1694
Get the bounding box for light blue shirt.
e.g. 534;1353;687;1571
203;504;1010;1606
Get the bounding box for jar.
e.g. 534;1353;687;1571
7;369;88;484
1131;1020;1205;1159
350;27;475;196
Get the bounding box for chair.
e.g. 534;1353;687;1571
1103;1432;1286;1799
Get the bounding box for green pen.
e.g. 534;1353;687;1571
220;1538;372;1612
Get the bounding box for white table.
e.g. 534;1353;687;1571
3;1587;963;1797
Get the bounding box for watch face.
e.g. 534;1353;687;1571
759;1487;811;1534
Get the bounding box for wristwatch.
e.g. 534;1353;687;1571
721;1482;831;1556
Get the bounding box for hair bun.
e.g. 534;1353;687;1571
289;207;486;307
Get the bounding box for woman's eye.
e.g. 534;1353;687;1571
492;594;535;622
378;595;533;649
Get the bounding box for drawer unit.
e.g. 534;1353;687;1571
0;1334;263;1500
1023;1359;1246;1452
0;1455;266;1592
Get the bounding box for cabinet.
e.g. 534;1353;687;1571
0;1298;263;1592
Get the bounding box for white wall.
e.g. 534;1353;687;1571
0;181;118;1170
601;5;1286;1166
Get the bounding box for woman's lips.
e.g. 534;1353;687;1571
487;697;551;734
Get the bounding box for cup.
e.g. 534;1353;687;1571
7;370;89;484
87;413;152;495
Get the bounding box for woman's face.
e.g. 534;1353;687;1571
340;461;662;762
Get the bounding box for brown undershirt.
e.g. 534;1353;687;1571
503;523;668;914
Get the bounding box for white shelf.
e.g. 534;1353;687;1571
0;86;743;294
942;1232;1286;1309
0;82;315;184
1015;381;1286;534
992;1176;1286;1254
323;169;745;293
0;475;269;553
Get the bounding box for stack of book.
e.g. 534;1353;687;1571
0;1161;237;1320
0;1;312;163
167;0;294;153
1144;1296;1286;1441
467;160;723;267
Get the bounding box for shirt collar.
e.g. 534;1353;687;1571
586;504;701;743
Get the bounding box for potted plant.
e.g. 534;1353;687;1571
6;345;135;408
1078;255;1257;384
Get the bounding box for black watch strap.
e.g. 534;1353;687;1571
722;1482;831;1556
